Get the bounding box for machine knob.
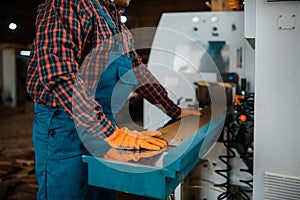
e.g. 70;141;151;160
239;114;247;122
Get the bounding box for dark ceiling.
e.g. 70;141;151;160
0;0;209;47
0;0;44;45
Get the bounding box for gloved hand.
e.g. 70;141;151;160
103;148;165;162
120;127;162;137
104;126;167;150
177;108;202;119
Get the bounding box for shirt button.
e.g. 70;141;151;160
49;130;56;137
54;110;61;115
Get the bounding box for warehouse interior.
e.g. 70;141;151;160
0;0;299;200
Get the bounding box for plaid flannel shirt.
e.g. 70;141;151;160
26;0;181;138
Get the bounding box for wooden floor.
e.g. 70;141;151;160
0;101;149;200
0;101;36;200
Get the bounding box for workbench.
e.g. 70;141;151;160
82;106;225;199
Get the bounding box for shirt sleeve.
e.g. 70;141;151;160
34;0;115;138
131;51;181;119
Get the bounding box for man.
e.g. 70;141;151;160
26;0;200;199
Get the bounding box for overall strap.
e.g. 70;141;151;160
92;0;120;33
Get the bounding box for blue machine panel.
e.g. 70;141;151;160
83;109;225;199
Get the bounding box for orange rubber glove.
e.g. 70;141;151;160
103;148;165;162
177;108;202;119
120;127;162;137
105;126;167;150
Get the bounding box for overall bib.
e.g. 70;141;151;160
93;0;138;126
94;46;138;126
32;1;137;199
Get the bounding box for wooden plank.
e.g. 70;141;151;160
15;159;34;166
28;183;39;189
0;161;12;166
0;170;8;175
12;167;34;179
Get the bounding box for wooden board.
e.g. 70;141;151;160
160;107;212;146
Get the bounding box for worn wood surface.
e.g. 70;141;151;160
160;107;212;146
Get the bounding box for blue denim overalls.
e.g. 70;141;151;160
32;0;137;199
94;41;138;126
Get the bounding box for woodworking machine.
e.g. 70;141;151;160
83;106;225;199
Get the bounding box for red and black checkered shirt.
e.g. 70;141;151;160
26;0;181;138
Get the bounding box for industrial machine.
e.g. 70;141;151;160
144;11;252;130
84;1;300;199
83;11;257;200
144;11;254;199
83;106;225;199
247;1;300;200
